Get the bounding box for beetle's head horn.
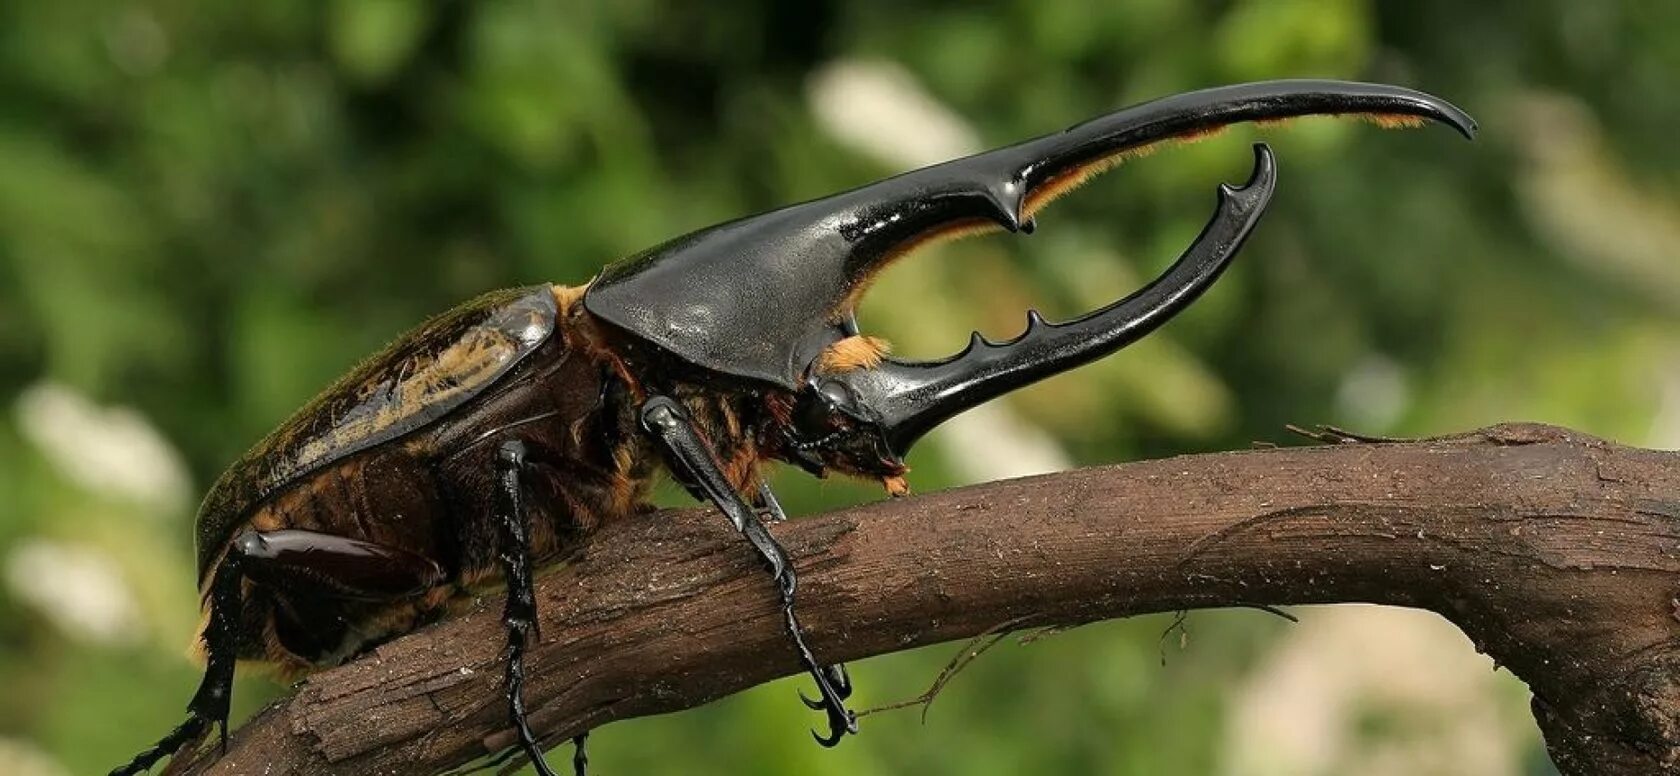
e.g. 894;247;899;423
581;80;1473;470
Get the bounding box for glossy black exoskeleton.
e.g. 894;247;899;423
114;80;1474;776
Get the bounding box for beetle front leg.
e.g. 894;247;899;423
494;440;590;776
639;396;858;747
754;482;853;702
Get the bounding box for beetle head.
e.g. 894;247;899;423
584;80;1475;487
771;376;908;488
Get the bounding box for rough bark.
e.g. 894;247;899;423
178;423;1680;775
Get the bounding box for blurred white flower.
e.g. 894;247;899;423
0;737;70;776
1649;364;1680;450
1335;355;1410;432
103;7;170;77
1223;605;1534;776
5;538;145;646
15;381;191;510
1512;92;1680;306
807;58;980;168
927;404;1073;483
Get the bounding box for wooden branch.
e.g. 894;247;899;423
184;423;1680;776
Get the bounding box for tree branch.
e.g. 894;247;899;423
184;423;1680;776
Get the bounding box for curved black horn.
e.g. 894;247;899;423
828;80;1473;298
583;80;1473;390
832;143;1277;455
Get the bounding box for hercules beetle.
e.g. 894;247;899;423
114;80;1473;776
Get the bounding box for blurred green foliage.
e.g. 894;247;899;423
3;1;1675;774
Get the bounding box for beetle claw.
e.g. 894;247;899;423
823;663;852;698
797;661;858;747
107;712;213;776
810;706;858;748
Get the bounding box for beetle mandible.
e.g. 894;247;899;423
113;80;1474;776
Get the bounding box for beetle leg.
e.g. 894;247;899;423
639;396;858;748
495;440;589;776
754;481;852;703
231;529;446;600
237;529;449;663
111;529;449;776
753;481;787;522
108;549;245;776
110;539;260;773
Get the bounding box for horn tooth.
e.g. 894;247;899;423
983;179;1027;232
1023;309;1050;339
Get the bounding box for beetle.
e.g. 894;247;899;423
113;80;1473;776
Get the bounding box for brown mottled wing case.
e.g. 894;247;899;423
193;285;558;580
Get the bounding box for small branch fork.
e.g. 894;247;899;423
181;423;1680;776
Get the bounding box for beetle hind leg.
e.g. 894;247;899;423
109;548;246;775
111;529;449;775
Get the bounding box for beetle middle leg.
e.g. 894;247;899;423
494;439;589;776
640;396;858;747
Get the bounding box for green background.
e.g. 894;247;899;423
4;1;1674;774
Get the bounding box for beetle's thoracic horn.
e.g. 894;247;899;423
583;80;1474;390
828;79;1474;284
831;143;1277;454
